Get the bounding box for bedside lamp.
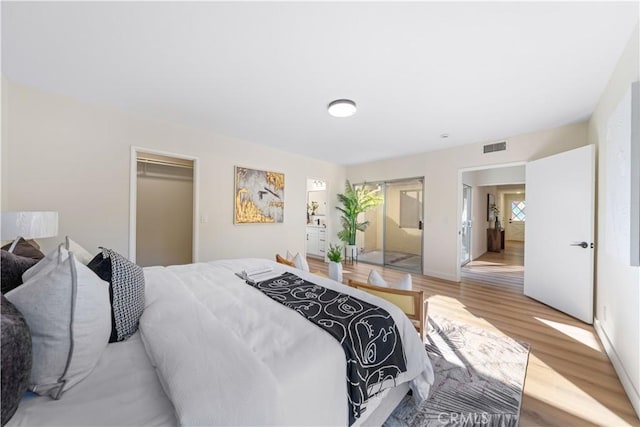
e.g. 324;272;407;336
1;211;59;252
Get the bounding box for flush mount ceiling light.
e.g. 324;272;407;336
327;99;357;118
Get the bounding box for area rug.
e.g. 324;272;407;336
384;317;530;427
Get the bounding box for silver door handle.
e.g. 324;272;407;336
570;241;589;249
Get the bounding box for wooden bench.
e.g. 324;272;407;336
348;279;428;341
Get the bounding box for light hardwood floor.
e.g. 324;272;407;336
462;240;525;289
307;250;640;427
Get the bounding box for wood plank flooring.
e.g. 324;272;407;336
307;247;639;427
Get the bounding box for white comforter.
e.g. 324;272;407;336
140;259;434;426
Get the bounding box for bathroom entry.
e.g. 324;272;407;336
306;179;327;258
307;179;327;225
132;150;197;267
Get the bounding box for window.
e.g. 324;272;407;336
511;201;526;222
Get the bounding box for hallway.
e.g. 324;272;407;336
461;240;524;291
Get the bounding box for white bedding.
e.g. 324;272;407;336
9;258;433;426
8;332;177;427
142;259;433;426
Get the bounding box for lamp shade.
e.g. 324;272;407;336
1;211;59;240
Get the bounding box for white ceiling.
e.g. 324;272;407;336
2;2;638;165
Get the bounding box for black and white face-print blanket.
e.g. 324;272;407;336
245;272;407;425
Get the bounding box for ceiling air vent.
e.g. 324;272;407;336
483;141;507;154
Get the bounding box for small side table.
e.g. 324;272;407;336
487;228;504;252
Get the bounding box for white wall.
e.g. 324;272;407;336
471;165;525;186
348;122;588;280
1;79;346;260
588;26;640;417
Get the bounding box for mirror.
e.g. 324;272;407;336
308;190;327;216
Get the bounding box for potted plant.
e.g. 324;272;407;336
327;244;343;282
336;180;383;260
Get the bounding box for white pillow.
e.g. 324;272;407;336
6;247;111;399
293;252;310;272
21;243;67;283
65;236;95;265
22;238;94;283
286;250;295;262
367;270;412;291
394;274;413;291
368;270;388;287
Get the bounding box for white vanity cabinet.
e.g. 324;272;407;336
306;226;326;258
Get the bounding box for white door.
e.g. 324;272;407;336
504;193;526;241
524;145;595;324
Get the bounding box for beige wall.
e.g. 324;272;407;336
348;121;588;280
588;26;639;417
1;79;346;260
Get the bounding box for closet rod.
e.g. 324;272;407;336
136;158;193;169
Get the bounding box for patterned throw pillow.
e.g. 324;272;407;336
87;248;145;342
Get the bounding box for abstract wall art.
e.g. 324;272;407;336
234;166;285;224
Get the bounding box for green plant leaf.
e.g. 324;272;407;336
335;180;382;245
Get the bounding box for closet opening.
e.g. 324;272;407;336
129;147;199;266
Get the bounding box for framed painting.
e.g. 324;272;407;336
234;166;285;224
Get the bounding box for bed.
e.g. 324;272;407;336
6;257;434;426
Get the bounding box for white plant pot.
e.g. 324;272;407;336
328;261;343;283
345;244;358;262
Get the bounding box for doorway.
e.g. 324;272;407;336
357;178;424;274
306;178;327;259
129;147;199;266
457;164;526;285
461;184;472;265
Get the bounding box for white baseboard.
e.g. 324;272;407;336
594;318;640;419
